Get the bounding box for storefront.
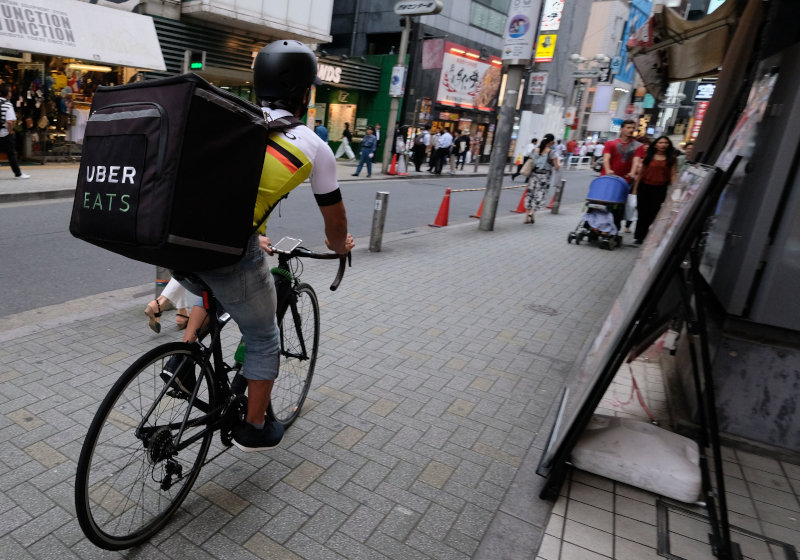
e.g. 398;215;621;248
412;41;503;162
309;56;382;151
0;0;165;162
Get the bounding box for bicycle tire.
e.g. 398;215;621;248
75;342;216;550
269;283;319;428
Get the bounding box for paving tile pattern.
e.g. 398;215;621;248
0;207;639;558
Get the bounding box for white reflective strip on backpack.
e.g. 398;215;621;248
89;108;161;122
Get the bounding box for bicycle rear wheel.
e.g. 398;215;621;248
75;342;216;550
269;283;319;428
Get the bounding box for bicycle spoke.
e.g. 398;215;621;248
271;284;319;427
75;344;216;550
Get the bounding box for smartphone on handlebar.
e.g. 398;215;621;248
271;237;302;254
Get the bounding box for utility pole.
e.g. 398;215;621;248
384;1;443;174
382;17;411;174
479;0;543;231
479;65;523;231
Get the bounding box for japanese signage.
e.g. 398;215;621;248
534;34;557;63
528;71;548;96
694;80;717;101
394;0;443;15
501;0;540;62
437;52;502;111
540;0;565;31
690;101;709;140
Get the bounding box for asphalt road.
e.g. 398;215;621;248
0;171;596;316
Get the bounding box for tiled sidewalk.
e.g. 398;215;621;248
537;339;800;560
0;207;640;559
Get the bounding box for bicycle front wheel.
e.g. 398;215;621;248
75;342;216;550
270;283;319;427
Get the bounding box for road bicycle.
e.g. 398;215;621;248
74;238;349;550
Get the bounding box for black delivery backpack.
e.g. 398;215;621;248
70;73;286;271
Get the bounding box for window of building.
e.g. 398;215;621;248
470;1;508;36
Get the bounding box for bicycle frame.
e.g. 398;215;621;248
136;290;237;454
142;246;348;454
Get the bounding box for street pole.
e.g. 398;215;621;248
479;64;523;231
382;16;411;174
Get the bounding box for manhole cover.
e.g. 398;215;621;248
524;303;558;316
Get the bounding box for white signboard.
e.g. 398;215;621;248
0;0;165;70
540;0;565;31
437;52;502;110
501;0;540;62
694;81;717;101
389;65;406;97
528;71;548;96
394;0;443;15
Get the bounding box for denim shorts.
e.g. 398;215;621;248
178;235;279;381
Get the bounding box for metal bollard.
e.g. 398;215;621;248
550;179;566;214
369;191;389;252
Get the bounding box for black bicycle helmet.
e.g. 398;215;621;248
253;40;319;104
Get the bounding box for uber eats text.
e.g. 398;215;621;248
83;165;137;212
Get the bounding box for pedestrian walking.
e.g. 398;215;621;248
334;122;356;160
314;119;328;143
601;119;644;230
433;126;452;174
512;137;538;180
427;126;441;172
0;84;29;179
632;135;677;245
352;126;377;177
455;130;471;170
412;125;430;171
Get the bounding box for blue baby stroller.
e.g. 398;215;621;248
567;175;629;250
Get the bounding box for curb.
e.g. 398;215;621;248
0;189;76;203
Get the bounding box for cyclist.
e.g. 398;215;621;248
170;40;354;452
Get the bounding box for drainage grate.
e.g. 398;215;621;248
524;303;558;316
656;500;798;560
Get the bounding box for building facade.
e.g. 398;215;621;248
324;0;509;161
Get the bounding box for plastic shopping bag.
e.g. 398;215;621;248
625;193;638;222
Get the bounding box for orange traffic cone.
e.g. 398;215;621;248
546;193;555;209
470;199;484;218
511;190;526;213
387;154;397;175
429;188;451;227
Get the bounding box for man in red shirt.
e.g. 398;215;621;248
566;138;577;156
601;119;644;182
601;119;644;231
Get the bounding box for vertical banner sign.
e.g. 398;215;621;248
535;34;557;62
501;0;541;62
389;65;406;97
528;71;548;96
539;0;565;31
690;101;710;140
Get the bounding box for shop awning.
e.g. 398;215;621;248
0;0;166;71
626;0;742;99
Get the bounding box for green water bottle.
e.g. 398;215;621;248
234;338;246;364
